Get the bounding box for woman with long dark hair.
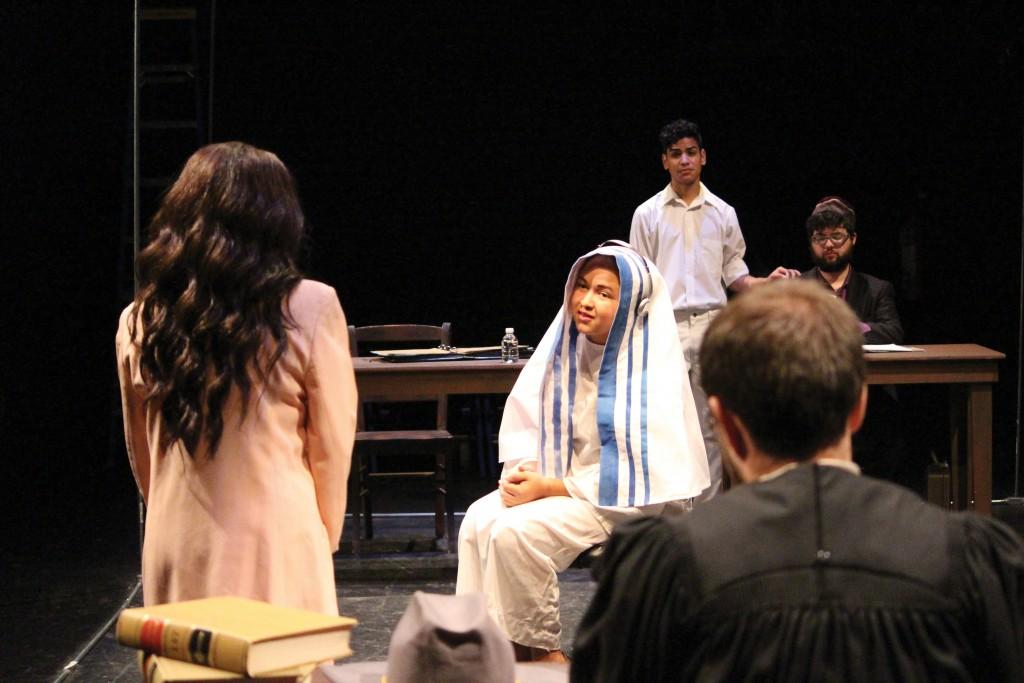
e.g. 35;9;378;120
116;142;356;614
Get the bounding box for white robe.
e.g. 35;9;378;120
456;244;709;650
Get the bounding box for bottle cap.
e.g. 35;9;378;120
505;327;514;333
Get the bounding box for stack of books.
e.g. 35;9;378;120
116;596;357;683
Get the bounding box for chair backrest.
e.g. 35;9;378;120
349;323;452;430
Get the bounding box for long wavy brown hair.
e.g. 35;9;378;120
130;142;305;456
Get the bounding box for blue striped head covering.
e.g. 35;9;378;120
499;243;709;508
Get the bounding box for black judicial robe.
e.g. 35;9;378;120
571;464;1024;683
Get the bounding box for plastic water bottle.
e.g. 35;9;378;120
501;327;519;363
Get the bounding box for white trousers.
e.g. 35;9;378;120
676;310;723;502
456;490;637;650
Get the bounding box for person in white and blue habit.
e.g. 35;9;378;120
456;241;710;663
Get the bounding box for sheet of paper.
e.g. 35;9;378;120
863;344;923;353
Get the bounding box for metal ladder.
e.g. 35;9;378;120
121;1;214;304
111;1;215;527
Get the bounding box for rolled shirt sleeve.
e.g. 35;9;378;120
719;204;750;289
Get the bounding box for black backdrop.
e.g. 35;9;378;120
2;3;1021;548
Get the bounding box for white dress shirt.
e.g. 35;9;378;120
630;182;750;313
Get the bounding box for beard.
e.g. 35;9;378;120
812;246;854;273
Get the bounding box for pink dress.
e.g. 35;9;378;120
116;280;357;615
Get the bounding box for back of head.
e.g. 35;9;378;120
658;118;703;151
144;141;305;265
132;141;306;455
700;280;865;460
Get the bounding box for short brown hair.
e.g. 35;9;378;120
700;280;866;461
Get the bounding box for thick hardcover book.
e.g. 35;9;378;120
117;597;356;676
140;653;316;682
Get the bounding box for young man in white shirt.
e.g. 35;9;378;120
629;119;798;500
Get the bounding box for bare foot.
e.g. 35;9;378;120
511;642;570;664
531;648;569;664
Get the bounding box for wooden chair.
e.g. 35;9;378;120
347;323;457;552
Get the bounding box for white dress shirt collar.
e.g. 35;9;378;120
660;182;723;212
756;458;862;483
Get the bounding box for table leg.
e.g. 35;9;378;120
949;387;963;510
966;383;993;516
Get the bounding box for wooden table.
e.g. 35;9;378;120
863;344;1004;515
353;343;1004;514
352;356;526;400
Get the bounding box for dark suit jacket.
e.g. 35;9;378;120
801;268;903;344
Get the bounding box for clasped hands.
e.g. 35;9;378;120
499;461;554;507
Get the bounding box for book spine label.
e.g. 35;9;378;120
188;628;213;665
117;613;249;674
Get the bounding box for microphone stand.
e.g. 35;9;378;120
997;115;1024;508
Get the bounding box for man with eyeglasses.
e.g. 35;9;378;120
800;196;903;344
801;196;910;488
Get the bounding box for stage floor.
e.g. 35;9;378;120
50;566;594;682
4;478;1022;682
2;502;595;683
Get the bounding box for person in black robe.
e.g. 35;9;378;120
570;280;1023;683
